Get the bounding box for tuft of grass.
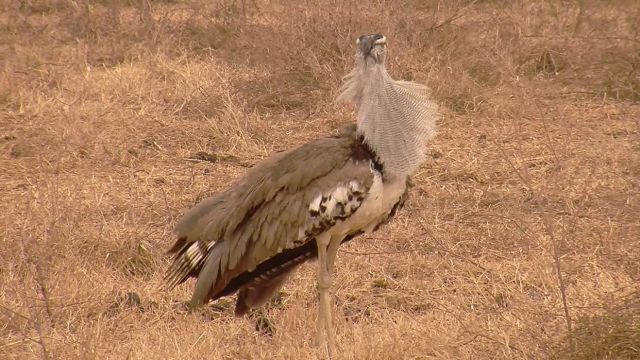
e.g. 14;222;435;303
554;291;640;359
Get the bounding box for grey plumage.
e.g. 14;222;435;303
338;34;439;177
166;127;375;309
166;33;439;357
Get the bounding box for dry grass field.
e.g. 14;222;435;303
1;0;639;359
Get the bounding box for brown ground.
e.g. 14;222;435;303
1;1;639;359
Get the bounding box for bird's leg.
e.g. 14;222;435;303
326;236;342;272
323;238;342;350
315;234;334;358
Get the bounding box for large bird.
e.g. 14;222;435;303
166;33;439;356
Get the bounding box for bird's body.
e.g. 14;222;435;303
166;34;439;356
166;125;407;313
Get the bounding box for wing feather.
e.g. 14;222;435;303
166;127;376;307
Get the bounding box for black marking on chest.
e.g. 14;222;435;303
350;135;383;173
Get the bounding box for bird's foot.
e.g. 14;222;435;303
313;336;333;360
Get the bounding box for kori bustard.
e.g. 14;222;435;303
166;33;439;355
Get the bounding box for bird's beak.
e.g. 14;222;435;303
373;36;386;47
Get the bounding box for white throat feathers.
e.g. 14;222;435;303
337;42;439;178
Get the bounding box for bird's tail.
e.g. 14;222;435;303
165;238;213;290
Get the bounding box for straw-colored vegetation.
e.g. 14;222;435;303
1;0;638;359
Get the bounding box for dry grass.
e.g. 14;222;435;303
1;0;639;359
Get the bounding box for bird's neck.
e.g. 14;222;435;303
359;130;425;180
340;65;438;178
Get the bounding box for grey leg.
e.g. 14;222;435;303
316;234;335;358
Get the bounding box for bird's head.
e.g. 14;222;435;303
356;33;386;66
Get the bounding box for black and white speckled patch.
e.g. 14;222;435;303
292;180;367;246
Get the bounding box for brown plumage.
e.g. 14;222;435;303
166;33;438;357
166;125;396;308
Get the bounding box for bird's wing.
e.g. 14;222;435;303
166;128;376;306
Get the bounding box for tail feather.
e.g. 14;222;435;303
165;238;213;290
